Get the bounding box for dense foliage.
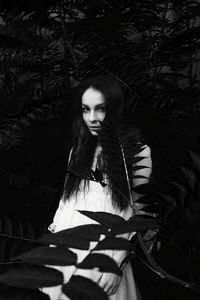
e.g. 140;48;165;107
0;0;200;299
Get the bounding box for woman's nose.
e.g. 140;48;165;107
89;110;97;122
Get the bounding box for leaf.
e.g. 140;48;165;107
137;233;200;294
94;237;131;251
39;224;108;247
178;165;196;192
77;211;125;228
62;275;109;300
0;287;50;300
157;193;176;205
157;193;177;219
110;216;162;235
132;166;150;173
140;204;160;213
61;224;108;240
188;150;200;175
77;253;122;276
97;120;145;208
132;183;157;194
38;230;90;250
13;246;77;266
170;181;187;209
0;264;63;288
133;194;157;204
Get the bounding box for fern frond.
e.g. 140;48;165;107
188;150;200;175
178;165;197;192
0;217;39;273
98;120;146;210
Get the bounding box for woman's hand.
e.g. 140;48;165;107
98;272;121;296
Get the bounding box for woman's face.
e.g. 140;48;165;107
82;87;106;136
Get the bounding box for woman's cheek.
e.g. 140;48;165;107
83;114;88;124
100;112;106;121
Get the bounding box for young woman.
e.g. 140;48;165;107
42;76;152;300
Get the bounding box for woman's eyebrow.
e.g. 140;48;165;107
96;104;106;107
82;104;106;107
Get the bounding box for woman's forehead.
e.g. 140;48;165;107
82;87;105;106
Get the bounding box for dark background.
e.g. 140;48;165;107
0;1;200;299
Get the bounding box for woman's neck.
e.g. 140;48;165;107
91;144;102;170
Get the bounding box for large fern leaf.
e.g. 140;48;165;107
97;119;149;210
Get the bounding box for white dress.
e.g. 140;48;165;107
42;150;140;300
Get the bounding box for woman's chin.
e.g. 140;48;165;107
90;130;99;136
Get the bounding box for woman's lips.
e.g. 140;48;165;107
89;126;101;130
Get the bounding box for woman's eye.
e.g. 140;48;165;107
98;107;106;112
82;107;88;113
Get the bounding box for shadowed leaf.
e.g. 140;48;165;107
13;246;77;266
132;165;150;172
170;180;187;208
0;287;50;300
178;165;196;192
157;193;176;205
38;231;89;250
62;275;109;300
140;204;161;214
77;253;122;276
0;264;63;288
94;237;132;251
110;216;162;235
133;183;157;194
188;150;200;174
134;194;157;204
38;224;108;249
77;211;125;228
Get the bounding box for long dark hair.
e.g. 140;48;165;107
63;75;143;210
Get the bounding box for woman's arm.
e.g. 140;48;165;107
48;148;73;233
47;197;65;233
112;145;152;265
